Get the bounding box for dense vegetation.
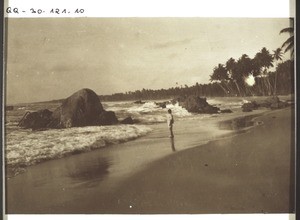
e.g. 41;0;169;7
100;25;294;102
209;48;294;97
99;58;293;101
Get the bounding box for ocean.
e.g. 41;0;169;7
5;97;249;177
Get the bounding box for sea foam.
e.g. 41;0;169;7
6;124;152;169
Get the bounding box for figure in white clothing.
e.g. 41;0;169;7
166;109;174;138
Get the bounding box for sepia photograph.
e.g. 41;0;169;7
4;16;295;215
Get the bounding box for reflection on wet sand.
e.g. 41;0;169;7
67;157;111;187
170;137;176;152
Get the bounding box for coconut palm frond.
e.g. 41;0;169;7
279;27;294;34
284;42;294;54
272;48;283;61
281;36;294;49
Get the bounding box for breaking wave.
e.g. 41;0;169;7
5;98;246;176
6;124;152;169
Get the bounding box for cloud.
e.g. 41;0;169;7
149;38;193;49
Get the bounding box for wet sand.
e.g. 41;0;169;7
5;107;295;214
107;107;295;214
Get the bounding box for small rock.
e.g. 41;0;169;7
120;116;134;124
220;109;233;113
133;100;145;104
155;102;167;108
242;101;258;112
5;106;14;111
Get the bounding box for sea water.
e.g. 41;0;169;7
5;97;248;176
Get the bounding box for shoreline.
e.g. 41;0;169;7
102;107;295;214
6;107;267;178
5;107;295;214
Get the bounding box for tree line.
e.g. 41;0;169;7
100;56;294;102
209;47;294;97
99;24;294;101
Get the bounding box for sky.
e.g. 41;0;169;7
6;18;291;104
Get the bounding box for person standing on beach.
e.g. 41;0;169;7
166;109;174;138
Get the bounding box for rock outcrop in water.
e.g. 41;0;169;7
242;96;289;112
18;88;119;130
5;106;14;111
155;102;167;109
120;116;135;124
18;109;54;130
133;100;145;104
53;88;105;128
98;111;118;126
173;95;220;114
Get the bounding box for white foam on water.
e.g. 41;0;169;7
127;102;161;113
6;124;152;169
166;102;192;117
105;101;192;124
242;99;251;104
207;98;246;110
5;98;247;175
103;101;134;112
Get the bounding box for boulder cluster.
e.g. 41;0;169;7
19;88;288;131
134;95;229;114
18;89;131;130
172;95;220;114
242;96;289;112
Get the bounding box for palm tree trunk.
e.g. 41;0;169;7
258;77;265;96
234;80;242;96
267;77;273;96
218;82;228;96
274;72;278;96
227;80;236;96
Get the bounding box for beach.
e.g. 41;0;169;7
5;105;295;214
110;107;295;214
5;16;295;218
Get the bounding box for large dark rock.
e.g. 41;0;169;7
174;95;220;114
98;111;118;125
55;88;104;128
18;109;53;130
18;88;120;129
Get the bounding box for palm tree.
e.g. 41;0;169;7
225;58;240;96
259;47;274;70
272;48;283;95
210;64;230;95
273;48;283;62
261;48;274;95
253;48;274;95
280;18;294;57
235;54;254;96
275;60;294;94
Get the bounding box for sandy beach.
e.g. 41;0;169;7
5;107;295;214
110;107;295;214
5;16;295;218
